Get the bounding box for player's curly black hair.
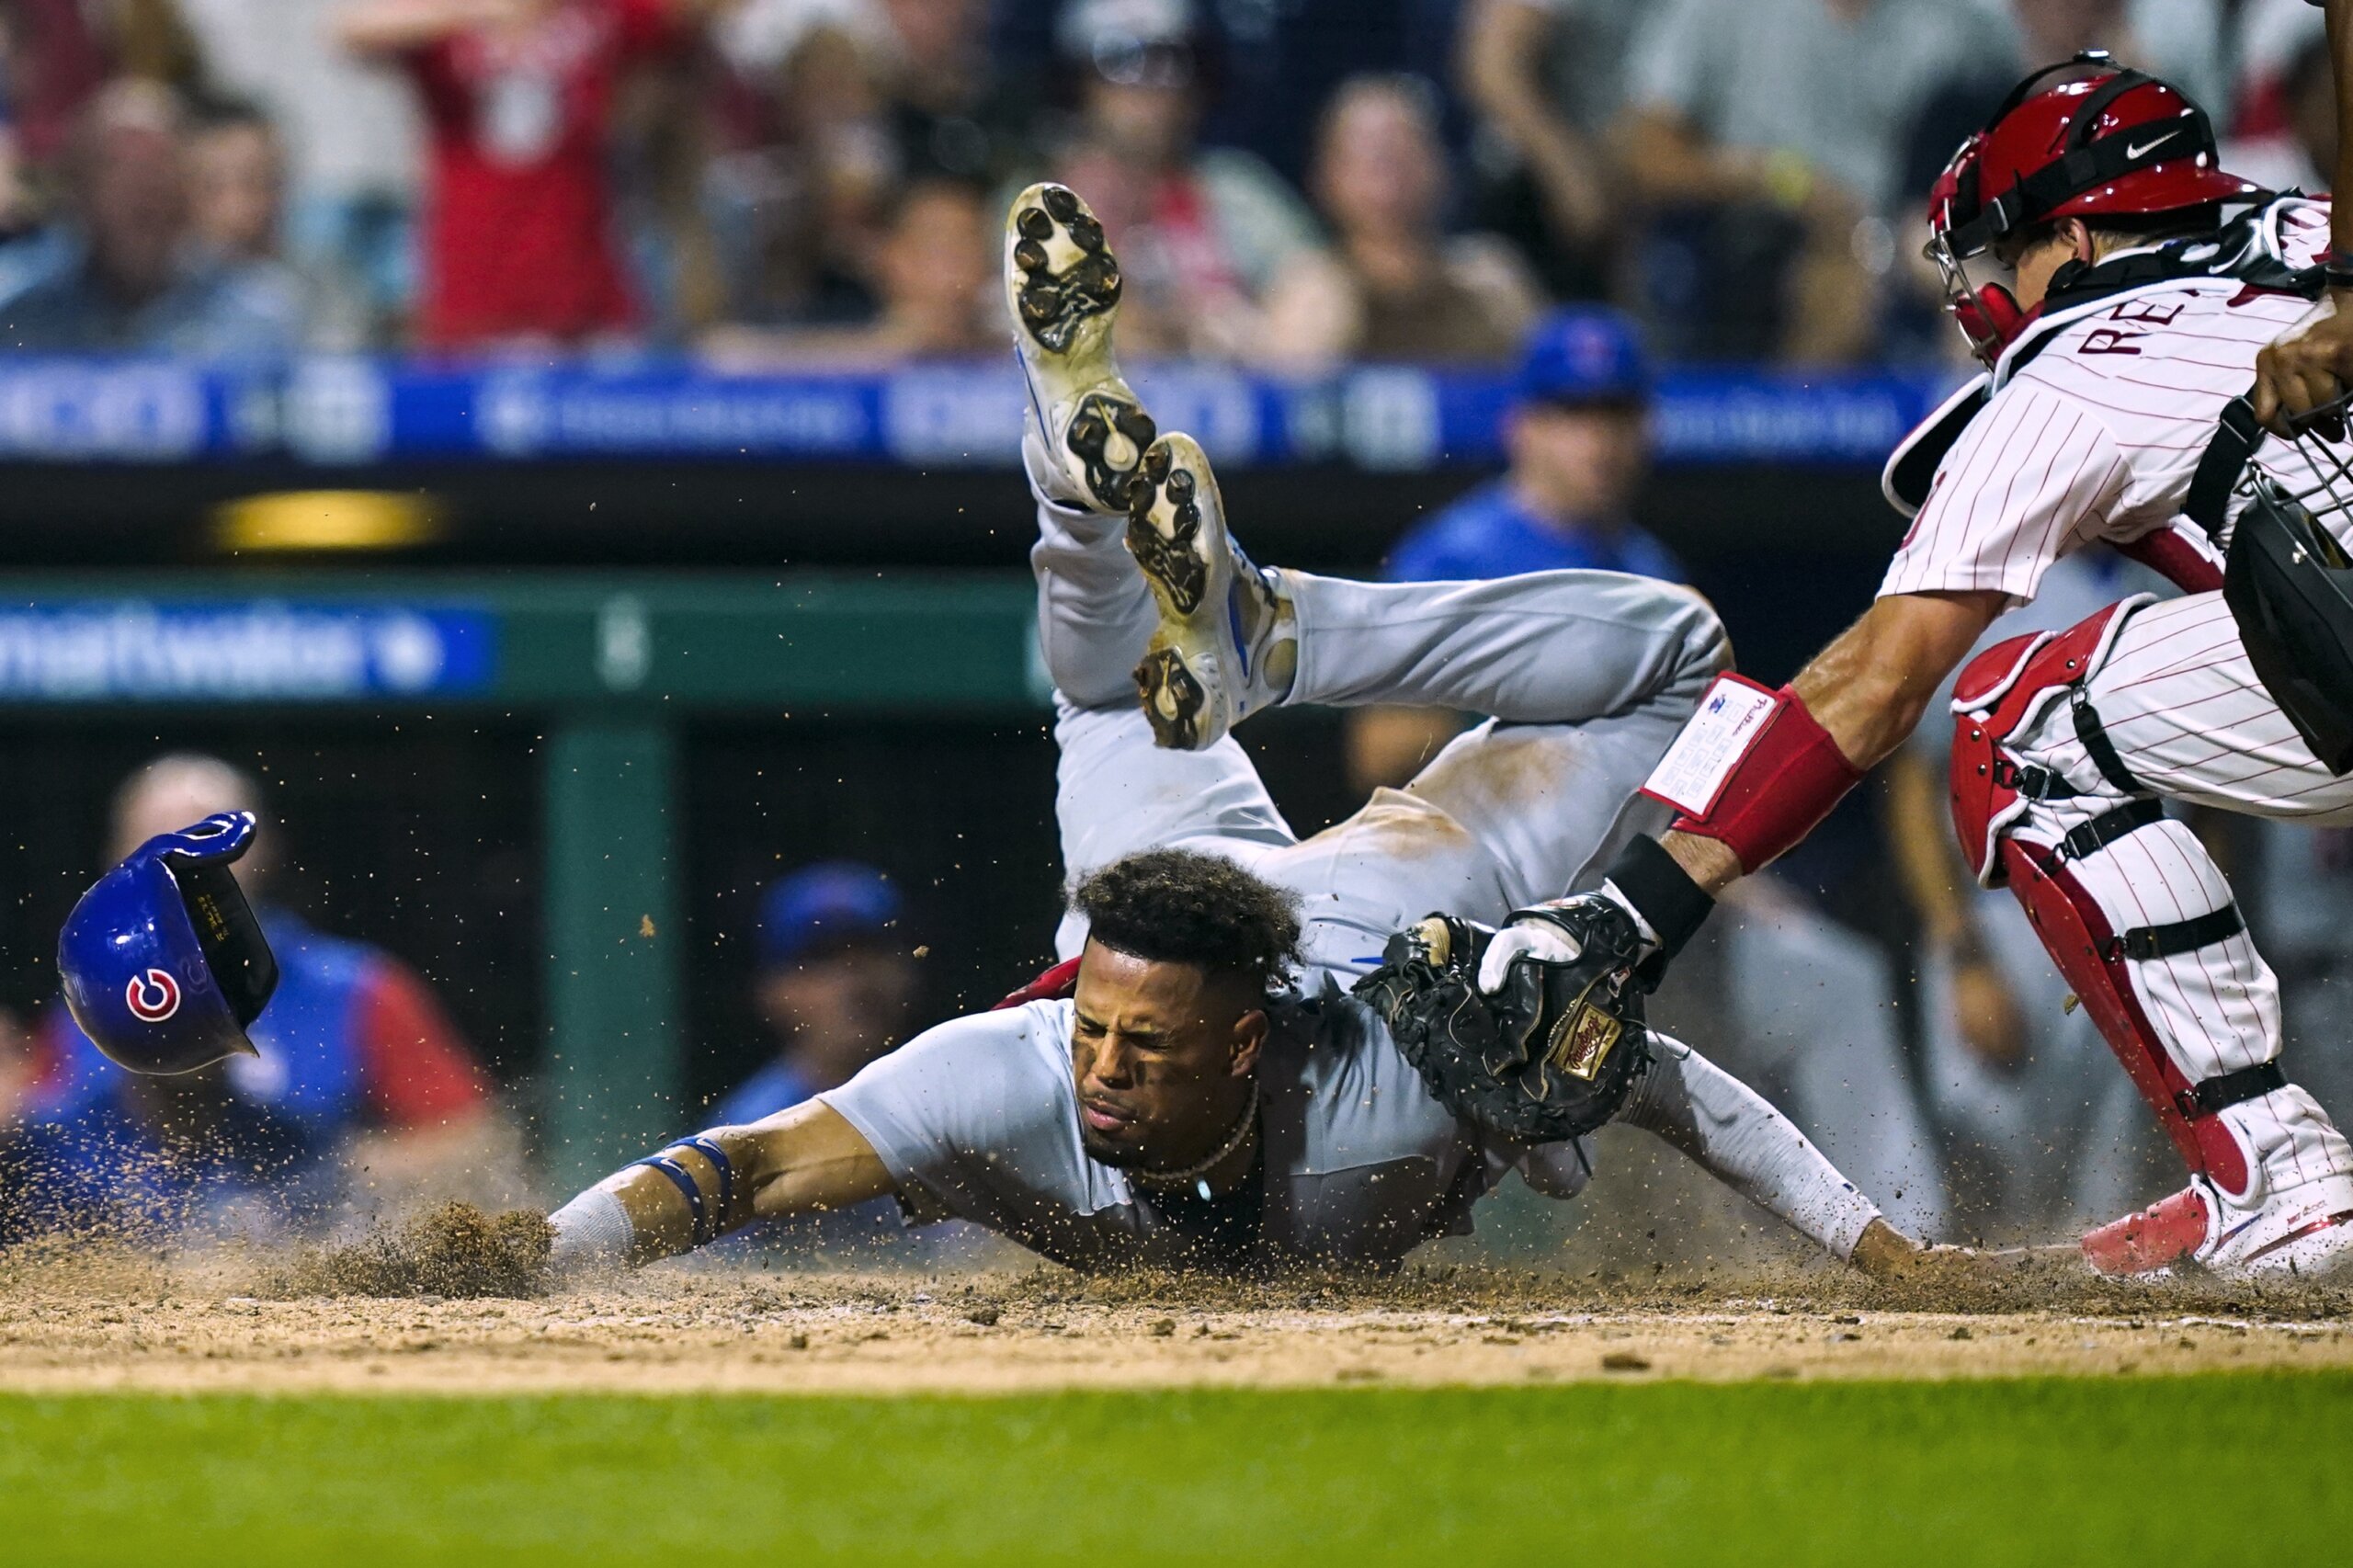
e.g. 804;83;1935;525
1069;848;1303;992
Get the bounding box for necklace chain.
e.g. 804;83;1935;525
1131;1079;1260;1188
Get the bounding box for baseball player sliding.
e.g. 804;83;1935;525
1483;54;2353;1279
541;185;1949;1282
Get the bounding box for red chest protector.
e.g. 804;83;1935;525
1948;597;2147;883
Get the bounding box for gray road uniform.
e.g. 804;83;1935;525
815;492;1888;1272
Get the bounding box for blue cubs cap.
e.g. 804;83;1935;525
1514;306;1651;409
56;811;279;1075
757;861;903;967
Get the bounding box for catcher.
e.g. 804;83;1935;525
544;186;1939;1280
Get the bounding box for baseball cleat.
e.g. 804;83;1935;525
1125;434;1294;751
2081;1171;2353;1279
1006;182;1155;513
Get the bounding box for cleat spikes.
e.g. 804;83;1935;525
1006;186;1120;356
1118;431;1284;753
1066;391;1149;511
1006;181;1151;512
1132;648;1207;751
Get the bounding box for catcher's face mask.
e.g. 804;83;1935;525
2200;389;2353;771
1926;132;2037;367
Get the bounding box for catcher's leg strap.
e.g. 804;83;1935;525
2037;797;2250;966
1949;599;2149;882
1999;830;2261;1198
2069;688;2142;796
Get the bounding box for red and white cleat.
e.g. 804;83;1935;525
2083;1172;2353;1279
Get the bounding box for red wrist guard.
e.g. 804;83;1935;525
1640;676;1864;874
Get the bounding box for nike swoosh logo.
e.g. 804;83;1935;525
2125;132;2179;160
2216;1212;2264;1246
1227;584;1251;680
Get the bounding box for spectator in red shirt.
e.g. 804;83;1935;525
340;0;719;350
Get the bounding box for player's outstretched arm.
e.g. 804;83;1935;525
545;1100;895;1274
1605;1035;1976;1282
1657;589;2008;897
1607;1033;1889;1262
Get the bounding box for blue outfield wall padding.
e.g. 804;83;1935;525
0;357;1964;470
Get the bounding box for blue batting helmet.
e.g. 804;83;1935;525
1514;306;1651;409
757;861;903;967
56;811;279;1075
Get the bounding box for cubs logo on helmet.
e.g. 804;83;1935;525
57;811;280;1074
124;969;182;1023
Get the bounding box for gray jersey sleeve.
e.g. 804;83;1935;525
817;1001;1087;1228
1512;1137;1597;1200
1611;1032;1884;1257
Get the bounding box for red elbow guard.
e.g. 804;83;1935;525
1640;676;1865;874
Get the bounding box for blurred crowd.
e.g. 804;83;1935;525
0;0;2337;365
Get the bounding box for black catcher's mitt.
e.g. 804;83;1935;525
1353;897;1650;1142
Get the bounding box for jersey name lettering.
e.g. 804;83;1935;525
2077;328;2145;356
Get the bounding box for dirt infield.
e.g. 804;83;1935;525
6;1239;2352;1396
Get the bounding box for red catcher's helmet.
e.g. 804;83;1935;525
1926;51;2263;363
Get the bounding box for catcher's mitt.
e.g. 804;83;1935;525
1353;897;1649;1142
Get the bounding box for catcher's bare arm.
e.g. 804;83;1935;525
547;1100;893;1271
1662;590;2009;897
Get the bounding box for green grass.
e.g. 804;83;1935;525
5;1375;2348;1565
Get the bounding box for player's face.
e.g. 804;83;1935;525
1998;219;2093;313
1068;941;1264;1171
1508;403;1648;523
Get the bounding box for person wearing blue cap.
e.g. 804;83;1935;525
1389;305;1676;585
1353;306;1681;790
703;862;921;1129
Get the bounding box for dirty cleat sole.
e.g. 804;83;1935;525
1006;182;1154;512
1132;645;1211;751
1125;434;1290;751
1128;437;1229;749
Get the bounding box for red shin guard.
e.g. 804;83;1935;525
2000;839;2254;1199
2080;1187;2211;1275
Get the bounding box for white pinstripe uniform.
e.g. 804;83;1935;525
1887;197;2353;1219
